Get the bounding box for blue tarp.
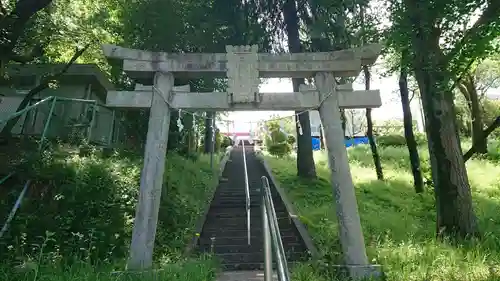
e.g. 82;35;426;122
345;136;370;148
312;137;321;150
311;136;371;149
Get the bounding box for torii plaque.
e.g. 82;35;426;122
102;43;382;278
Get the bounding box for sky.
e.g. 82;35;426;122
218;72;500;133
217;69;413;133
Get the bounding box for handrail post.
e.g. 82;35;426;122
108;110;116;146
242;141;251;245
87;100;98;143
262;177;273;281
38;97;57;151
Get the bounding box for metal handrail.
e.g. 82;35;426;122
261;176;291;281
1;96;115;146
242;141;251;245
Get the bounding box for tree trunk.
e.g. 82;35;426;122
319;125;325;150
204;112;214;153
363;66;383;180
404;0;479;238
412;46;478;238
398;55;424;193
340;109;347;134
283;0;316;178
459;75;487;153
182;112;194;154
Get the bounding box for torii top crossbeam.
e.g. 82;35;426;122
102;44;382;80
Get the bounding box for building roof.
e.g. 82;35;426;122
2;64;115;102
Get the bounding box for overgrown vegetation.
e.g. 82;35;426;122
0;145;220;280
265;142;500;281
264;118;295;157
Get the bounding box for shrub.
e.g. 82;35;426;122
376;134;407;146
377;133;427;147
221;136;232;149
268;143;292;157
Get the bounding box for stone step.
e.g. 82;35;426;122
199;242;306;254
216;251;306;264
220;260;306;271
216;271;277;281
205;213;289;220
200;227;296;238
198;235;301;246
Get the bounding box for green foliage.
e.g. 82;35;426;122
264;119;293;157
221;136;232;150
0;147;218;264
265;144;500;281
214;130;222;153
267;143;292;158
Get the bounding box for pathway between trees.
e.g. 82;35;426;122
197;144;310;280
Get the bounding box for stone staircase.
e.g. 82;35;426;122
197;144;309;271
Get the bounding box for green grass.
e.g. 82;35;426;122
0;146;221;281
264;142;500;281
0;257;217;281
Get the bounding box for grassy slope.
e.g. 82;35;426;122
0;148;221;281
264;142;500;281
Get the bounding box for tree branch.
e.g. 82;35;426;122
446;0;500;65
0;0;53;58
9;44;46;63
0;0;7;19
463;116;500;162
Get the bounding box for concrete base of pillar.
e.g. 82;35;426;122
348;264;383;280
329;264;383;280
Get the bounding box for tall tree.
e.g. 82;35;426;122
359;2;384;181
283;0;317;179
398;50;424;193
389;0;500;237
363;66;384;180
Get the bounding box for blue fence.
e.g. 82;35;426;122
312;136;370;150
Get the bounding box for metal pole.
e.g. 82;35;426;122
108;110;116;147
262;179;273;281
210;114;215;169
242;141;251;245
0;180;31;239
38;97;57;151
87;101;98;143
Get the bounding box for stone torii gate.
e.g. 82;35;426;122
102;44;382;278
